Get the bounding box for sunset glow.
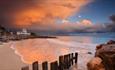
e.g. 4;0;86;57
0;0;115;70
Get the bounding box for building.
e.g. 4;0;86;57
17;29;30;36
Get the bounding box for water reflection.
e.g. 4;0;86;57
8;36;96;70
9;35;114;65
10;39;71;64
0;33;111;70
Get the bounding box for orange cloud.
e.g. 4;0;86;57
27;19;94;32
12;0;91;28
78;19;93;26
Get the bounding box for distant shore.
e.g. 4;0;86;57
0;35;57;44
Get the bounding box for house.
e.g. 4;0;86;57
17;29;30;36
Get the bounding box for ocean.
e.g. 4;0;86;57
69;32;115;44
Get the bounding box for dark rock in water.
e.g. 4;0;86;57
87;52;92;54
87;40;115;70
37;36;57;38
107;40;115;44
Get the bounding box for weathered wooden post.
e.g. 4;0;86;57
64;54;69;69
50;61;58;70
32;61;39;70
59;56;64;70
21;66;29;70
64;55;67;69
67;54;70;69
42;61;48;70
75;52;78;64
68;54;71;67
71;53;74;65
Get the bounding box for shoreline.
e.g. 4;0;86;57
0;35;57;44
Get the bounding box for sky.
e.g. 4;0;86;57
68;0;115;23
0;0;115;33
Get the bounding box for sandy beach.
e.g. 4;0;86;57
0;36;97;70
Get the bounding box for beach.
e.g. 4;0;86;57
0;33;115;70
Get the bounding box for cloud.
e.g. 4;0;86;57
0;0;91;29
77;19;93;26
77;15;115;32
28;19;94;33
3;0;114;33
110;15;115;22
62;19;69;23
105;15;115;32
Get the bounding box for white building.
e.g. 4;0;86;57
17;29;30;35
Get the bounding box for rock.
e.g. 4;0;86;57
95;40;115;70
87;57;105;70
87;40;115;70
96;44;104;50
95;48;115;70
87;52;92;54
107;40;115;44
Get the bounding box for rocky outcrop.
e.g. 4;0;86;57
87;57;105;70
87;40;115;70
106;40;115;44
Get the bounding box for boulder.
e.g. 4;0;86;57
87;57;105;70
107;40;115;44
87;40;115;70
96;44;104;50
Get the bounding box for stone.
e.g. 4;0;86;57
107;40;115;44
87;57;105;70
95;40;115;70
87;52;92;54
96;44;104;50
88;40;115;70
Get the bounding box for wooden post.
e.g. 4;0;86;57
50;61;58;70
21;66;29;70
59;56;64;70
64;54;69;69
75;52;78;64
32;61;39;70
42;61;48;70
64;55;67;69
67;54;70;69
70;53;74;65
68;54;71;67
